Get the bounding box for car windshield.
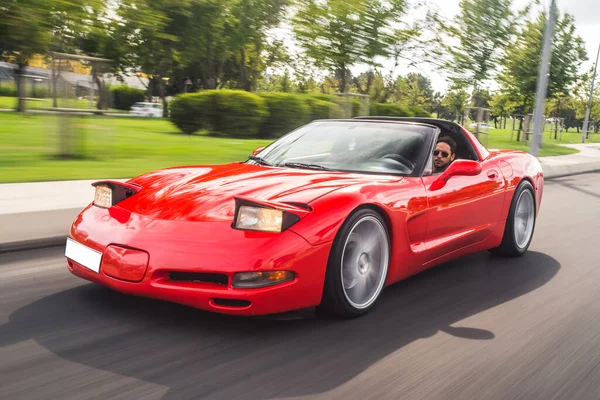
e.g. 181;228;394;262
251;120;436;175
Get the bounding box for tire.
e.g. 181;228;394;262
318;208;391;318
490;180;537;257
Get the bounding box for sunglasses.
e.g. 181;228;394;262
433;150;450;157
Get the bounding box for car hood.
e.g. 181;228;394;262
119;163;401;222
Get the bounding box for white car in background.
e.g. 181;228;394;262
130;102;164;117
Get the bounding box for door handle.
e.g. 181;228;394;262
487;170;498;179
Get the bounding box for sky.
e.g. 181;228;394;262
275;0;600;94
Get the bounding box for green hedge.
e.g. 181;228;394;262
169;89;431;138
301;96;345;120
110;85;146;110
170;90;268;137
0;84;17;97
169;93;210;134
259;93;312;137
212;90;269;138
371;103;417;117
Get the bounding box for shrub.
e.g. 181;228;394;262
210;90;269;138
301;96;345;120
407;106;432;117
260;93;311;137
169;90;268;138
169;93;210;134
0;83;17;97
110;85;146;110
370;103;413;117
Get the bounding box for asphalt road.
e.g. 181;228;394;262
1;172;599;400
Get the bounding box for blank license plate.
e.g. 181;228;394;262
65;238;102;273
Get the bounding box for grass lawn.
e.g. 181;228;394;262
0;112;595;183
0;113;272;183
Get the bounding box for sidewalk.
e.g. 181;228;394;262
1;144;599;254
536;143;600;178
0;179;126;253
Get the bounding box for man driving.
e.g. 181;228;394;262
433;136;456;173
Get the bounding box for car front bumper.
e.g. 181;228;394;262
65;204;331;316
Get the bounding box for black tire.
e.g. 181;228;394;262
317;208;391;318
489;180;537;257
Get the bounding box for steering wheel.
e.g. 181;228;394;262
381;154;415;171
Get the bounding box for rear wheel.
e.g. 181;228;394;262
490;180;536;257
318;208;390;317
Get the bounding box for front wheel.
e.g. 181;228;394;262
490;180;537;257
318;209;391;318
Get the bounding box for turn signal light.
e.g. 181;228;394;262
232;271;295;288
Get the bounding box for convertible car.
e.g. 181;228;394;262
64;117;544;317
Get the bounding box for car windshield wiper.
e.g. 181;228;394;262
247;155;272;166
283;162;331;171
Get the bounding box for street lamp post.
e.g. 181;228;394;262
530;0;557;157
581;42;600;143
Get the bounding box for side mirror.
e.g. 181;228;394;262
429;160;482;191
252;146;265;156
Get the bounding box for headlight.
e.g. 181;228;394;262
235;205;284;232
94;185;112;208
232;271;295;288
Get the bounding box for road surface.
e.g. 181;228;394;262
1;172;599;400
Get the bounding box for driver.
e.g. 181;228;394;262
433;136;456;173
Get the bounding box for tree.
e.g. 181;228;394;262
291;0;414;92
432;0;528;92
489;93;517;128
175;0;288;92
572;67;600;135
442;86;470;122
113;0;192;116
0;0;53;111
48;0;109;108
498;7;587;113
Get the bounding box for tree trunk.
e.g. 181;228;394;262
52;60;60;108
238;47;249;91
337;64;347;93
16;63;26;112
160;78;168;118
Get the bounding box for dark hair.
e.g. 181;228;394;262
436;136;457;154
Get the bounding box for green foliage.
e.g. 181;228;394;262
407;106;432;118
170;90;269;138
489;93;518;120
260;92;312;137
292;0;414;92
498;8;588;112
442;88;470;120
0;84;18;98
432;0;526;91
169;93;210;134
211;90;269;138
301;96;345;120
110;86;146;111
0;0;53;65
370;103;414;117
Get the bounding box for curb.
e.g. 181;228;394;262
544;168;600;180
541;164;600;180
0;236;66;254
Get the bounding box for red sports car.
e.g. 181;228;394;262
64;117;544;317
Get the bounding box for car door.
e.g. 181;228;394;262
420;156;506;264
